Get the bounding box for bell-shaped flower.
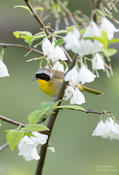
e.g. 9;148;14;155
64;85;74;101
92;53;105;70
78;64;96;84
42;38;67;62
0;59;9;77
99;17;119;40
64;66;79;85
83;21;100;38
92;118;119;140
18;136;40;161
105;118;119;140
31;132;48;146
64;86;85;105
64;28;81;54
70;88;85;105
78;40;102;57
92;120;108;138
52;61;64;72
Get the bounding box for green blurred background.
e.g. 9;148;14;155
0;0;119;175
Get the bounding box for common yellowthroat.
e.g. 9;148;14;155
35;68;103;96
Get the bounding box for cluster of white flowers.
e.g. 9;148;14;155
64;17;118;56
0;59;9;77
64;64;96;105
92;118;119;140
18;132;48;161
64;17;118;71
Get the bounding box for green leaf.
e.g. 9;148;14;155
101;30;108;41
40;102;56;110
109;38;119;44
13;31;32;39
24;124;49;132
28;102;57;124
6;129;24;151
55;105;85;112
83;36;107;48
28;110;43;124
55;39;64;47
102;48;117;57
24;132;35;137
84;30;109;48
13;5;32;14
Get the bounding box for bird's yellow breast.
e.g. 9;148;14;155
37;79;57;96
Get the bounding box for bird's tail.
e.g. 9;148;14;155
78;84;103;95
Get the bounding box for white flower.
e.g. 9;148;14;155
64;28;102;57
18;136;40;161
78;40;93;57
92;118;119;140
42;38;54;58
78;40;102;57
78;65;96;84
64;66;79;85
42;38;67;62
52;61;64;72
92;53;105;70
64;85;74;100
0;59;9;77
83;21;100;38
64;86;85;105
31;132;48;146
64;28;81;54
91;40;103;54
99;17;119;40
105;118;119;140
70;88;85;105
92;120;108;138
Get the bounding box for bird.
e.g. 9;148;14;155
34;68;103;96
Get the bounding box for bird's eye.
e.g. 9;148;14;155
36;73;50;81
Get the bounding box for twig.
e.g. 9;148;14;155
96;0;102;8
85;109;106;115
24;0;49;35
93;0;102;22
0;143;9;152
35;55;77;175
0;43;43;55
0;115;26;127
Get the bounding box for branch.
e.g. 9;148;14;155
96;0;102;9
0;43;43;55
0;115;26;127
35;55;77;175
93;0;102;22
24;0;49;35
0;143;9;152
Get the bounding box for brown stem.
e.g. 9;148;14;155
93;0;102;22
24;0;49;35
35;55;77;175
0;115;26;127
0;43;43;55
